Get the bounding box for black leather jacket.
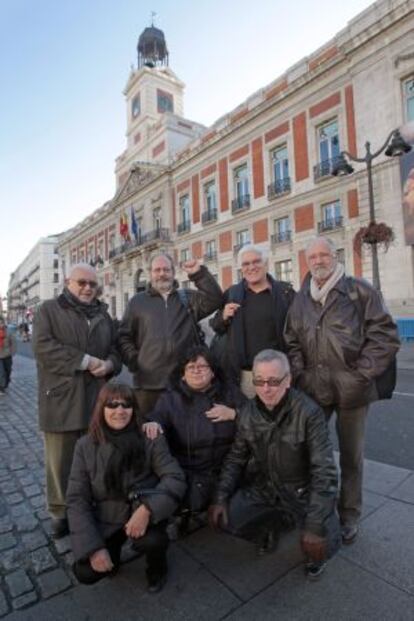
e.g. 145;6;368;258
214;388;338;536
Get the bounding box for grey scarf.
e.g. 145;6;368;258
310;263;344;305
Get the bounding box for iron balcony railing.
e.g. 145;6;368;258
231;194;251;214
317;216;344;233
271;230;292;244
313;156;341;181
177;221;191;235
203;251;217;262
233;242;250;255
143;228;170;243
267;177;291;200
201;208;218;224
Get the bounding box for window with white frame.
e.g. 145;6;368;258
320;199;342;231
109;234;115;250
236;229;250;248
273;216;291;243
204;181;217;213
403;76;414;122
205;239;216;259
318;119;340;164
180;248;190;262
336;248;345;267
274;259;293;283
179;195;190;224
234;164;249;199
153;208;162;231
236;268;243;282
271;145;290;193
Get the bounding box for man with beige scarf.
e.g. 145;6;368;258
284;237;399;545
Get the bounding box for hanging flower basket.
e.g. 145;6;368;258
354;221;394;251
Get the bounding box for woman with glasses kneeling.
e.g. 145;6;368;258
66;383;186;593
144;346;246;522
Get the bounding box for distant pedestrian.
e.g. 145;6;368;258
32;263;122;539
0;316;17;395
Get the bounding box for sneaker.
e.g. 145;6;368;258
305;561;326;580
342;523;358;545
147;572;167;593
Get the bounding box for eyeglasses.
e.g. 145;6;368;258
241;259;262;269
252;374;288;387
105;400;133;409
71;279;98;289
185;364;211;373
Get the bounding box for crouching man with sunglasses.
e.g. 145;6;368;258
209;349;341;579
32;263;122;539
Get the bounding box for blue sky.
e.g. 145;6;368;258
0;0;375;297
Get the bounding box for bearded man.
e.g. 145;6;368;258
284;237;399;544
119;253;222;415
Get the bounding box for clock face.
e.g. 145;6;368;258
132;94;140;118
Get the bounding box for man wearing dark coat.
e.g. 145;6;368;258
32;263;122;538
209;349;340;580
210;244;294;397
119;253;223;415
284;236;400;544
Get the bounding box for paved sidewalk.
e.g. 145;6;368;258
0;354;413;619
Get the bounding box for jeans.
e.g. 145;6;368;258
222;487;341;560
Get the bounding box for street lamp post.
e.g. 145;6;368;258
332;128;411;291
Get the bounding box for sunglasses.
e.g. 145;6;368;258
105;400;133;409
252;374;287;387
71;279;98;288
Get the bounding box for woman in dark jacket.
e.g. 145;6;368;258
144;346;246;514
66;383;186;593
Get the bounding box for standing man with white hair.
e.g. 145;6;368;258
284;236;400;544
32;263;122;539
210;244;294;397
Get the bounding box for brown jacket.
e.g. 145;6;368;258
32;296;122;432
284;274;400;408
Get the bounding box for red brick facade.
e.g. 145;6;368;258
293;113;309;181
347;188;359;218
192;174;200;224
219;231;232;252
251;137;265;198
294;204;314;232
219;158;229;212
253;218;269;243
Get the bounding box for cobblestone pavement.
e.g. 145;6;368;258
0;356;75;616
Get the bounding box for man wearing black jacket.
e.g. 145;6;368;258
209;349;341;579
210;245;294;396
119;253;222;415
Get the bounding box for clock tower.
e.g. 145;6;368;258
115;23;204;187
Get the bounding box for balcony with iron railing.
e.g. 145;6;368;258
177;220;191;235
233;242;250;255
267;177;291;200
313;156;341;181
203;251;217;262
317;216;344;233
143;227;171;244
271;230;292;245
201;208;218;224
231;194;251;214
